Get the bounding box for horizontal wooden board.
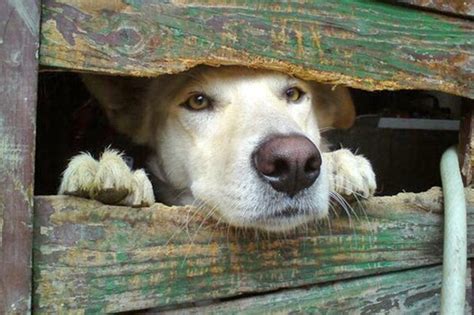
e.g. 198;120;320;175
160;265;472;314
33;188;474;313
39;0;474;98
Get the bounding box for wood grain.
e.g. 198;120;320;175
39;0;474;98
160;265;472;314
0;0;40;314
33;188;474;313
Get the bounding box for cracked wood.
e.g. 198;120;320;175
39;0;474;98
33;188;474;313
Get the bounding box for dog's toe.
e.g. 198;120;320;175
90;150;134;204
59;153;99;198
59;149;155;207
120;169;155;207
353;155;376;198
326;149;376;199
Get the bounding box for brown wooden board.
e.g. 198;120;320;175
158;265;472;314
395;0;474;18
39;0;474;98
33;188;474;313
0;1;40;314
459;101;474;185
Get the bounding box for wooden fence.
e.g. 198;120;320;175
1;0;473;313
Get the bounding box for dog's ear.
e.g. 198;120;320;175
311;83;355;129
81;74;153;144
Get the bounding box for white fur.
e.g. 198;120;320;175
60;67;376;231
324;149;376;198
59;150;154;207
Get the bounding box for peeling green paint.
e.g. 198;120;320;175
39;0;474;97
167;265;470;314
32;189;474;313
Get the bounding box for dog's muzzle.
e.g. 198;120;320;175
252;134;321;197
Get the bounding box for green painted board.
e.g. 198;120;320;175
33;188;474;313
39;0;474;98
160;265;472;314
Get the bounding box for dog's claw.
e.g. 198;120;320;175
59;149;155;207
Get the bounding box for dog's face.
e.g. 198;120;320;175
82;66;355;231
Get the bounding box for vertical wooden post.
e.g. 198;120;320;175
459;100;474;186
0;1;40;314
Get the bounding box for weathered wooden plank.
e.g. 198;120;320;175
159;265;472;314
396;0;474;18
33;188;474;313
0;0;40;314
39;0;474;98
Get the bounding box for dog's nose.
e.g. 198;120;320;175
253;134;321;197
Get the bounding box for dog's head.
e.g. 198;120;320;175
83;66;355;231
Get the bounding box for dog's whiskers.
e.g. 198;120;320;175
180;203;219;267
318;126;334;134
331;178;371;221
164;198;208;247
329;191;355;228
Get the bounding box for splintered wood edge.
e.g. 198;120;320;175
39;0;474;98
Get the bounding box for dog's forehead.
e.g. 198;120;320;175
187;66;295;87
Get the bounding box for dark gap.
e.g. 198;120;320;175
35;71;463;196
35;72;150;195
325;88;461;195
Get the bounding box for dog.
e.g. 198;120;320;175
59;66;376;232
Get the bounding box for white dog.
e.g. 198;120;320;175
59;66;376;232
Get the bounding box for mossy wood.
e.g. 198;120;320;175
40;0;474;98
34;188;474;313
160;265;472;314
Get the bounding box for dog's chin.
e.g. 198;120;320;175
214;205;328;232
256;206;329;232
190;169;330;232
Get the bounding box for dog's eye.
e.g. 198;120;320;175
183;94;212;111
285;87;305;102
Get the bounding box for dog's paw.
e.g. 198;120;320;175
324;149;376;198
58;152;99;199
59;150;155;207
